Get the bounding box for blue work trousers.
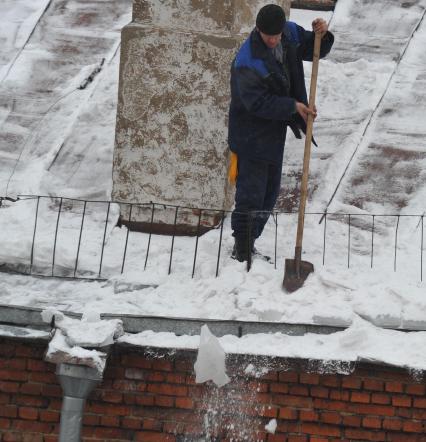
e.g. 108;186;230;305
231;155;283;241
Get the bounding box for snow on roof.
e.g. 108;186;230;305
1;0;426;369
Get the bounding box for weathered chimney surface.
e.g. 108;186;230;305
112;0;290;235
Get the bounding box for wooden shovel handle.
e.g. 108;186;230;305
294;32;322;260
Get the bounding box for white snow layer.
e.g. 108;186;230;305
119;317;426;371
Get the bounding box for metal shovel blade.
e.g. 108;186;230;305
283;258;314;293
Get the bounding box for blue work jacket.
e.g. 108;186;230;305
228;22;334;163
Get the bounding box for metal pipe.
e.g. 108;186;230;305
74;201;87;278
371;215;375;268
421;215;424;282
59;396;85;442
30;196;40;274
121;203;133;274
322;213;327;266
144;203;155;270
394;215;400;272
215;211;225;277
274;212;278;270
98;202;111;278
56;363;102;442
347;214;351;268
52;197;63;277
168;207;179;275
192;210;202;278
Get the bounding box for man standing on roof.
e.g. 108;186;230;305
228;4;334;263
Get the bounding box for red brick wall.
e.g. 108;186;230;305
1;337;425;441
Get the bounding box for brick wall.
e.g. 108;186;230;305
291;0;337;10
0;337;425;441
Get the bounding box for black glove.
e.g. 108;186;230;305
289;113;318;147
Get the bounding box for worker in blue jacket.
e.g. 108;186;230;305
228;4;334;262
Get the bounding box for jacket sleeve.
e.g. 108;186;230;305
294;23;334;61
234;65;296;121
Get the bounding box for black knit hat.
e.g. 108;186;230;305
256;4;286;35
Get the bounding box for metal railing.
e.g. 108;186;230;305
0;195;424;282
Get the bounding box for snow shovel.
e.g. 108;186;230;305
283;32;322;293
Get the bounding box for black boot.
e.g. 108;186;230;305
250;238;272;262
231;236;250;262
250;237;256;254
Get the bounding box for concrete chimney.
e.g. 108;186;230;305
112;0;290;235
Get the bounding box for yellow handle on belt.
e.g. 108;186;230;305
228;152;238;185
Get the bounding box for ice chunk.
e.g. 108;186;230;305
194;325;230;387
265;419;277;434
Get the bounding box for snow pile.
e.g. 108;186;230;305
194;325;230;387
42;307;124;347
43;308;124;373
46;329;107;373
